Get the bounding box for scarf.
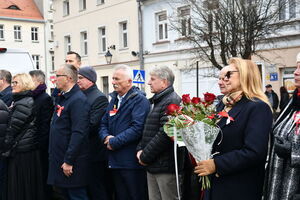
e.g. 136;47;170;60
222;91;243;112
32;84;47;97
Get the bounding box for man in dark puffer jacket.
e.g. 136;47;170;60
136;66;186;200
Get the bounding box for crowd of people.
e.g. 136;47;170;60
0;51;299;200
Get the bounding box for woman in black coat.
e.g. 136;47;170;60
264;53;300;200
3;73;44;200
194;58;273;200
279;86;290;111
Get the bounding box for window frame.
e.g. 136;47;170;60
0;25;4;40
178;6;192;37
156;11;168;41
119;21;128;49
63;0;70;16
80;31;88;56
32;55;40;69
79;0;86;11
31;27;39;42
14;25;22;41
64;35;71;55
98;27;106;53
97;0;105;5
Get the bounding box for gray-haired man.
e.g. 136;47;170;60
48;64;90;200
0;70;12;106
136;66;185;200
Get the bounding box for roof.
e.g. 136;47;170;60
0;0;43;21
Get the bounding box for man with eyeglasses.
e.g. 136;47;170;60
52;51;82;102
48;64;90;200
0;70;12;107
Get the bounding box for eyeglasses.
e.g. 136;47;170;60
56;74;68;78
12;81;18;85
219;71;239;81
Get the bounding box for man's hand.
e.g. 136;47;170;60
61;162;73;177
136;150;147;166
104;135;114;150
194;159;216;176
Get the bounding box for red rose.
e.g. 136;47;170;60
204;92;216;103
191;97;201;104
207;114;215;119
166;104;181;115
182;94;191;104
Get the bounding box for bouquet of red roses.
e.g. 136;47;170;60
164;93;233;190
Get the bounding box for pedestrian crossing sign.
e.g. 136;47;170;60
133;69;145;84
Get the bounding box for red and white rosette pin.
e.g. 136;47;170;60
293;111;300;135
56;105;64;117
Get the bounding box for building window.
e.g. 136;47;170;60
64;35;71;55
79;0;86;11
50;25;54;41
51;55;55;71
156;12;168;41
289;0;296;18
97;0;105;5
279;0;296;20
102;76;109;97
178;6;191;37
63;0;70;16
14;26;21;41
0;25;4;40
98;27;106;53
31;27;38;41
32;55;40;69
7;5;20;10
119;22;128;48
81;31;88;56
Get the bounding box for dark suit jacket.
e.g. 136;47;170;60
205;96;273;200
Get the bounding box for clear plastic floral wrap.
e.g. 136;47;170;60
179;121;220;162
179;121;220;189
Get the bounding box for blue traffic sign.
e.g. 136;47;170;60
133;70;145;84
270;72;278;81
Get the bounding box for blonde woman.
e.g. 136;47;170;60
3;73;44;200
194;58;273;200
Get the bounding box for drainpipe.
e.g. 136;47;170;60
43;10;49;93
137;0;145;91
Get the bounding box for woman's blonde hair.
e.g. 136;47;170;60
229;57;271;108
13;73;35;91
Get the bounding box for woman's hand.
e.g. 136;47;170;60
194;159;216;176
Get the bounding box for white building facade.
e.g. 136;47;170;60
52;0;142;96
141;0;221;98
0;1;46;72
141;0;300;98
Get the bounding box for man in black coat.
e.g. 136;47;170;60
29;70;54;200
0;70;12;107
265;84;279;112
136;66;185;200
48;64;90;200
77;66;112;200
